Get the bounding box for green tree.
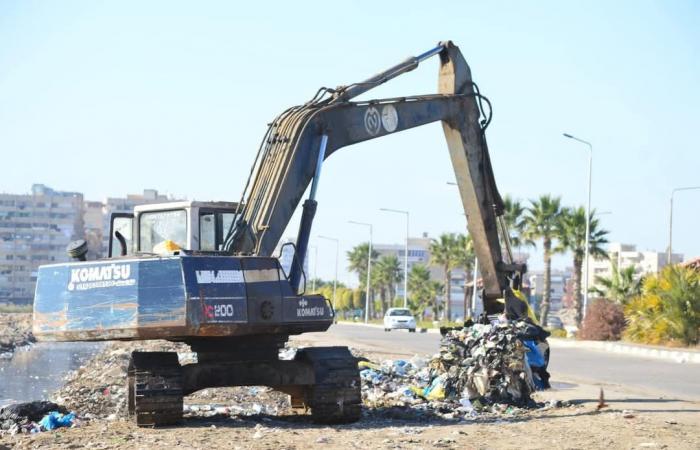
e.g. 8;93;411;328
372;255;403;316
430;233;467;321
347;243;378;317
408;265;433;318
503;195;533;250
456;234;475;318
523;195;564;325
556;207;609;326
590;261;642;305
352;288;365;310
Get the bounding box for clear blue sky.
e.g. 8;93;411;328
1;1;698;286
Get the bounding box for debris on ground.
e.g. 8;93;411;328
359;321;548;418
0;401;70;435
0;313;35;359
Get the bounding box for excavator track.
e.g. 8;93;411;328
127;352;183;427
296;347;362;424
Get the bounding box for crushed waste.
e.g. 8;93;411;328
0;401;75;435
359;321;550;419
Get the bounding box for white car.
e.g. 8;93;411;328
383;308;417;332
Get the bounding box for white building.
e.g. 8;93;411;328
0;184;84;304
588;243;683;289
528;269;571;313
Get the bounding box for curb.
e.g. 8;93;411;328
548;338;700;364
335;321;440;334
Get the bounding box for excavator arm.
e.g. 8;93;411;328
226;41;523;314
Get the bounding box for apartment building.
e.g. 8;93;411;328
0;184;84;304
587;242;683;289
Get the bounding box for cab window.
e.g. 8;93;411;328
199;211;237;251
139;210;187;253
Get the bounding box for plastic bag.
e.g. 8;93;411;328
522;340;545;368
38;411;75;430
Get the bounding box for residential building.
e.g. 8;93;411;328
372;233;527;320
0;184;84;304
99;189;172;255
528;269;572;314
588;243;683;289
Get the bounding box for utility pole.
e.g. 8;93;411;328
563;133;593;318
379;208;409;308
349;221;373;323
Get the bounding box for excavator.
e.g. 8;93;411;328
32;41;527;426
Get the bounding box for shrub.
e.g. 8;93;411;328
579;298;626;341
624;266;700;346
549;328;568;338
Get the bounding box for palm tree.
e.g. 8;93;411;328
523;195;564;324
456;234;475;318
590;261;641;305
502;195;533;251
373;255;403;315
556;207;609;326
407;264;432;318
430;233;466;321
347;243;378;317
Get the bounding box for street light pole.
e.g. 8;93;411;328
349;221;373;323
447;181;478;319
379;208;409;308
669;186;700;264
563;133;593;318
318;235;339;310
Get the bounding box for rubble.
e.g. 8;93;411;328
359;321;545;418
0;401;69;434
0;313;35;359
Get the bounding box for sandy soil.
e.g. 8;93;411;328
0;314;34;357
0;332;698;449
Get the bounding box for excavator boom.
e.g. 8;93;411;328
227;41;522;313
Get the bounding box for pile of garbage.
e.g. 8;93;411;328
0;401;75;435
360;321;546;418
0;313;35;359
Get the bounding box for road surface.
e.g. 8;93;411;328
309;323;700;402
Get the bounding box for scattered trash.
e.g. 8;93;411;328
38;411;75;430
0;401;72;435
622;410;636;419
359;321;547;419
596;388;608;411
0;313;35;359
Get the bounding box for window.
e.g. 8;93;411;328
139;210;187;253
199;211;237;251
199;213;216;251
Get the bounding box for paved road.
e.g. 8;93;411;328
318;323;700;401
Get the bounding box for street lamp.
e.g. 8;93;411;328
349;220;373;323
563;132;593;318
379;208;409;308
447;181;479;319
669;186;700;263
318;235;339;310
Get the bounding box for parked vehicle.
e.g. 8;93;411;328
383;308;417;332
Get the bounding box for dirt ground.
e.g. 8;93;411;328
1;331;699;449
0;313;33;357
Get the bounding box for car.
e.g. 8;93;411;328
383;308;417;332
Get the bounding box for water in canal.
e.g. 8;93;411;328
0;342;102;406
